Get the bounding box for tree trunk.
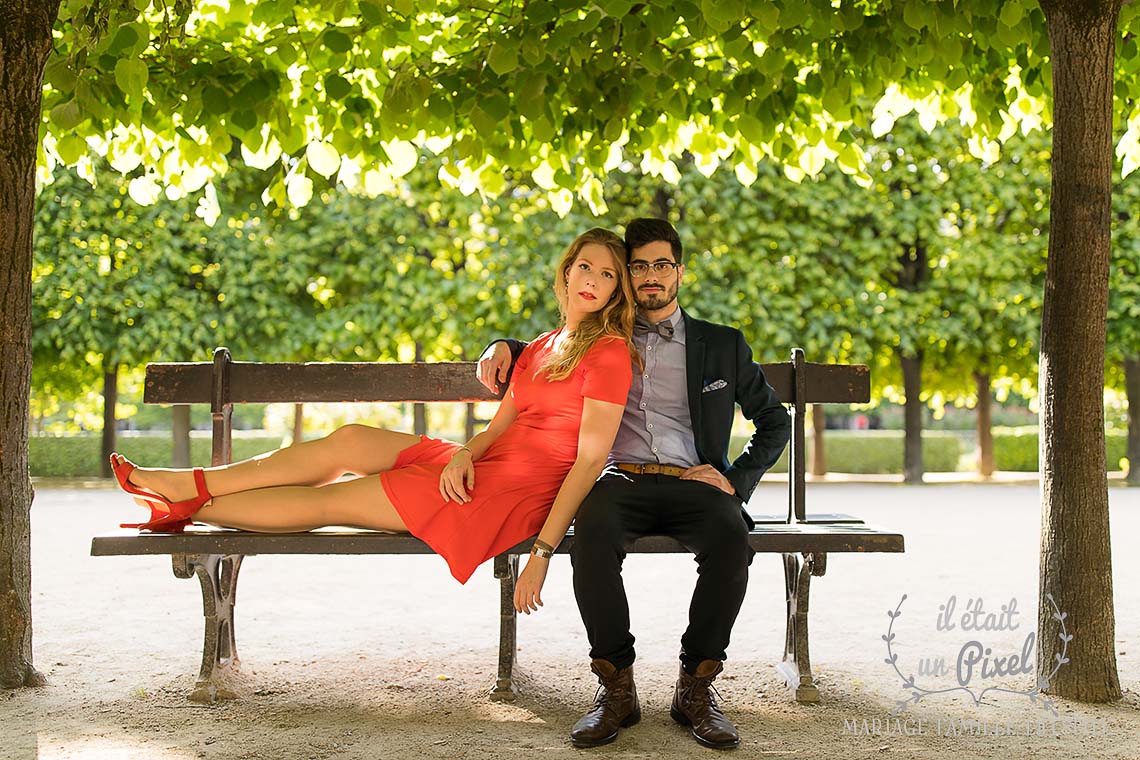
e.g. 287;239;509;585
899;352;924;484
172;405;191;467
0;0;59;690
100;364;118;478
292;402;304;445
1125;357;1140;485
413;343;427;436
1037;0;1122;702
810;404;827;476
975;371;994;477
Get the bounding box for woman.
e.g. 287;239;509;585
111;228;636;614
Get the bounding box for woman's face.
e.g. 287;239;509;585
566;243;620;314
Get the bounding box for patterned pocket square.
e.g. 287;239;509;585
702;379;728;393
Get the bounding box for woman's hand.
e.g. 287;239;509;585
514;555;550;614
439;449;474;503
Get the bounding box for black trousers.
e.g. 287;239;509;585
569;469;755;674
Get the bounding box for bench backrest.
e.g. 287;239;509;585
145;347;869;522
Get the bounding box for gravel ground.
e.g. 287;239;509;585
2;481;1138;759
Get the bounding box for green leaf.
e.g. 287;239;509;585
902;2;926;31
323;30;353;54
202;86;230;116
50;100;85;131
114;58;148;97
487;42;518;76
324;73;352;100
999;1;1024;28
359;0;385;25
56;134;87;165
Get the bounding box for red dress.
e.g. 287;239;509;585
379;330;633;583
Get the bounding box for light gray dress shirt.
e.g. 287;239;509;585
609;309;701;467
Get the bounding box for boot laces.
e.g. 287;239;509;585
592;674;631;706
681;675;724;712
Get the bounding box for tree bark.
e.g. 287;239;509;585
100;364;118;478
810;404;827;476
1125;358;1140;485
0;0;59;690
899;351;924;484
172;405;191;467
1037;0;1122;702
975;371;994;478
292;402;304;445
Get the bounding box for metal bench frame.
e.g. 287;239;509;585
91;347;904;704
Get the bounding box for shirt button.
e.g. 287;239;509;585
648;346;653;351
640;403;646;408
652;447;658;453
643;374;648;379
647;424;653;429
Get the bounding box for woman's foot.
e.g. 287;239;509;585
111;454;204;504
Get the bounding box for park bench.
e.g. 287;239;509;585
90;346;904;704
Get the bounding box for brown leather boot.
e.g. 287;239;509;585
569;659;641;748
671;660;740;749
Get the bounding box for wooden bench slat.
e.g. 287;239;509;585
90;524;903;557
144;360;870;406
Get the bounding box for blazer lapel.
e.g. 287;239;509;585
682;308;705;439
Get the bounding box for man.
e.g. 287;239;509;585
477;219;790;749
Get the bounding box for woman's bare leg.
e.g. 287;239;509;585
123;424;421;502
194;475;408;533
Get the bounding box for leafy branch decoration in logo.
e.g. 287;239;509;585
884;593;1070;716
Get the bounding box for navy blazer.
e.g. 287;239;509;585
494;308;790;504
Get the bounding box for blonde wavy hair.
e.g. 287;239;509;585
539;227;640;382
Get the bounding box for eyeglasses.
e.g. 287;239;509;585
628;261;679;277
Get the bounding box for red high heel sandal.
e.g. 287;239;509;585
110;454;211;533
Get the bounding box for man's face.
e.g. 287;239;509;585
629;240;682;311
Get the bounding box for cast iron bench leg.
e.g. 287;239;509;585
490;552;519;701
780;551;827;703
172;553;243;703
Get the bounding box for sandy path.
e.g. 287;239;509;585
2;482;1138;759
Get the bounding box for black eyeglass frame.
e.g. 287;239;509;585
628;260;680;277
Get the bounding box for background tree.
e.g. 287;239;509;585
33;165;223;474
930;127;1049;476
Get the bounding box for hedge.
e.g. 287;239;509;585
728;430;961;474
992;427;1129;472
29;433;283;478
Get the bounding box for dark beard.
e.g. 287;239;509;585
635;282;677;311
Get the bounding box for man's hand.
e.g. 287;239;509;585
477;341;512;394
680;464;736;496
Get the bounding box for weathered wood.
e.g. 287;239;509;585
790;349;808;522
172;405;191;467
145;356;870;406
210;348;232;467
92;523;903;557
100;364;118;479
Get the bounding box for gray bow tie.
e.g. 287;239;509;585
634;317;675;341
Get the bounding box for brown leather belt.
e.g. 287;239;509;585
615;462;688;477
